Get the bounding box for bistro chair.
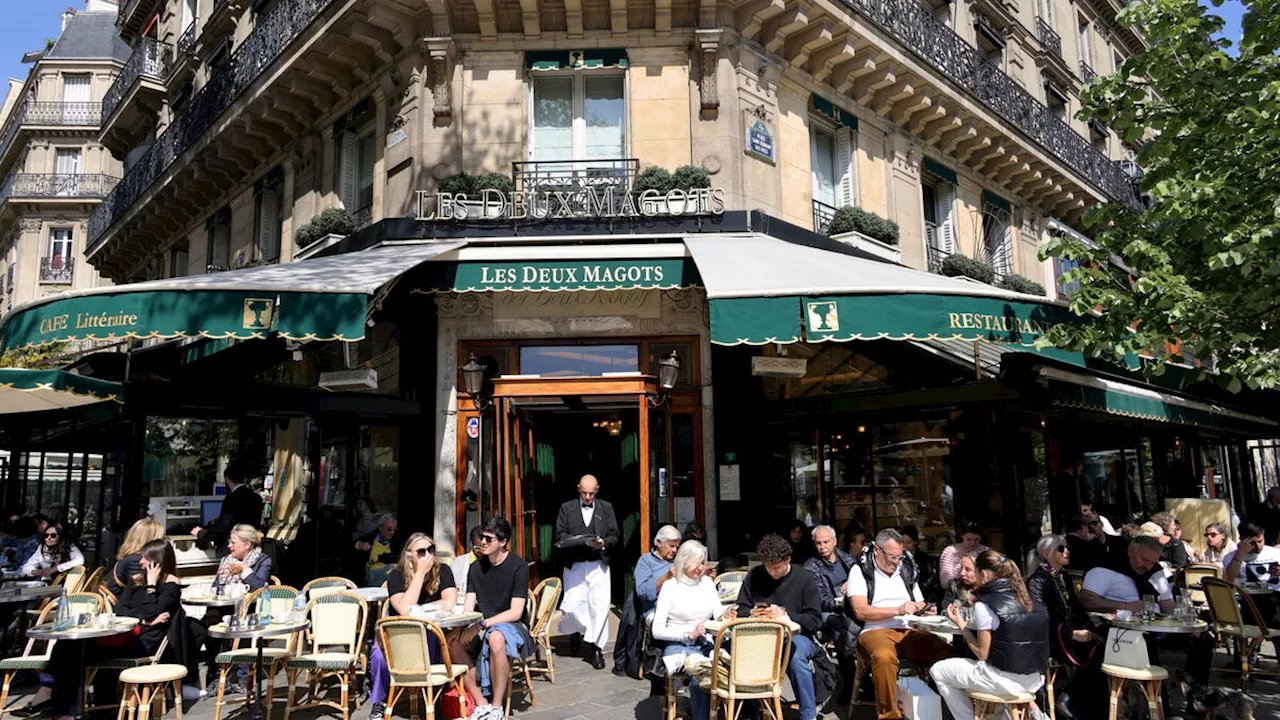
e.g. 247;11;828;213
302;576;357;600
212;586;302;720
27;568;86;620
375;617;466;720
524;577;562;684
99;586;117;609
1179;563;1221;606
116;664;187;720
84;634;169;713
270;575;282;586
714;571;747;603
704;619;792;720
62;566;88;593
970;690;1036;720
1;603;57;717
1202;577;1280;692
284;592;368;720
81;567;105;594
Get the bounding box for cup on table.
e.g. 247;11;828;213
94;613;117;629
1115;609;1134;621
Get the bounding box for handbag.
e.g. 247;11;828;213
1103;627;1150;669
440;684;475;718
896;676;943;720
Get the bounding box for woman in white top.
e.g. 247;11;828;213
1198;522;1237;565
20;523;84;578
651;539;732;720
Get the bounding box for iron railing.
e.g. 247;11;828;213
5;264;13;292
89;0;338;248
927;242;950;274
0;102;103;166
510;159;640;216
1036;17;1062;58
101;38;174;124
176;22;198;57
1080;61;1097;83
352;204;373;230
836;0;1136;205
39;256;74;283
0;173;119;205
813;200;837;235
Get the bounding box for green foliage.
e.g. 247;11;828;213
997;274;1047;297
294;207;357;248
438;172;480;196
476;172;515;194
0;341;69;370
1038;0;1280;388
940;254;996;284
632;167;674;196
827;206;901;246
672;165;711;190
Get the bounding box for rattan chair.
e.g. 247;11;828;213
80;567;105;594
302;576;357;600
715;571;747;602
212;586;302;720
84;604;170;715
375;617;466;720
116;664;187;720
525;578;562;684
99;586;117;608
1202;577;1280;691
703;619;793;720
284;592;368;720
27;567;87;620
1179;563;1221;606
1;603;57;717
971;690;1036;719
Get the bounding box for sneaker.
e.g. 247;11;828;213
368;702;386;720
181;685;203;702
482;706;506;720
13;701;50;718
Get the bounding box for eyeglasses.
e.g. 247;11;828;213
875;544;904;561
479;534;498;544
44;532;59;538
1204;532;1221;538
1055;545;1067;553
415;547;435;557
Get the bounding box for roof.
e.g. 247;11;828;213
45;12;132;63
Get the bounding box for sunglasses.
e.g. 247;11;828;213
1055;545;1067;553
480;534;498;544
415;547;436;557
44;532;59;538
1204;532;1221;538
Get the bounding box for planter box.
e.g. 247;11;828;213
640;190;714;216
831;230;902;263
457;198;505;220
294;233;346;261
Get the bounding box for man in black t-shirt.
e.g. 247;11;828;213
462;517;530;720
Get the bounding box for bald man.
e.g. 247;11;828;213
554;474;620;669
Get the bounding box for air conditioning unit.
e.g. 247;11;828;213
317;369;378;391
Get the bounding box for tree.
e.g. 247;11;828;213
0;342;69;369
1040;0;1280;391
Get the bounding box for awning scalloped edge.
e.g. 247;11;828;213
2;328;365;353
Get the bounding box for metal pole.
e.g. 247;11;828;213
477;404;485;524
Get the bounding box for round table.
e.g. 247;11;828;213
27;617;140;641
207;620;309;720
1106;617;1208;635
0;573;40;584
430;611;483;629
0;584;61;605
182;595;244;607
1238;583;1277;596
352;587;388;603
902;614;964;636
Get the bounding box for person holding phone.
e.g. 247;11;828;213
848;529;955;720
1224;522;1280;625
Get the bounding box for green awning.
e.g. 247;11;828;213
0;241;465;353
1040;365;1278;434
525;49;628;71
810;95;858;131
923;157;958;185
0;369;123;413
983;190;1012;212
422;258;695;293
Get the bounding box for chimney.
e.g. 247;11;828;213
61;7;76;31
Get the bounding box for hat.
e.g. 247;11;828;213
1138;522;1165;538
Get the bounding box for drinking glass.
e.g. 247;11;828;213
1142;595;1158;621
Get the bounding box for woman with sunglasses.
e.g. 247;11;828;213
1197;522;1237;565
368;532;458;720
19;523;84;579
1025;533;1099;718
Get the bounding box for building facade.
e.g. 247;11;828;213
0;2;126;322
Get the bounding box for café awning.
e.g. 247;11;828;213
0;369;123;413
0;241;465;353
685;234;1077;348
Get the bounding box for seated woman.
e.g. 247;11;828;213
368;532;458;719
650;539;733;720
202;524;272;691
42;540;181;720
19;523;84;579
941;552;980;657
106;518;166;595
1197;522;1237;566
930;551;1048;720
1026;534;1100;718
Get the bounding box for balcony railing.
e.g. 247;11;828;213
176;22;198;57
0;102;104;167
927;243;951;274
90;0;339;248
1036;17;1062;58
510;159;640;216
837;0;1136;205
352;204;373;231
102;38;174;124
1080;61;1097;83
813;200;837;235
39;257;74;284
0;174;120;205
5;264;12;292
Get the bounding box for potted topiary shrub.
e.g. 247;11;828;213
997;274;1047;296
294;207;358;255
632;167;674;214
939;253;996;284
671;164;713;213
826;206;902;262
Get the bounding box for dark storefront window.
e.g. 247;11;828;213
143;418;239;498
519;344;639;376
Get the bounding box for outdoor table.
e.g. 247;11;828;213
898;614;964;636
352;586;389;605
28;616;142;713
1091;613;1208;635
705;616;802;634
0;584;61;605
414;610;483;629
207;619;309;720
0;573;40;584
1237;582;1278;596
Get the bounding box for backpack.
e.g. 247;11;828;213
811;647;839;707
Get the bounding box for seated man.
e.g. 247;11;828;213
635;524;682;619
354;514;401;586
460;517;531;720
849;529;955;720
803;524;855;651
1064;513;1107;573
735;534;824;720
1223;521;1280;625
1079;535;1174;615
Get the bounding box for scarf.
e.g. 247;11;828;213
1042;563;1071;609
216;547;262;586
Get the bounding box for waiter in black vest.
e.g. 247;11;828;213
555;474;619;669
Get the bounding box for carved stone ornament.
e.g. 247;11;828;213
425;37;455;120
19;218;43;233
436;293;491;320
695;29;722;111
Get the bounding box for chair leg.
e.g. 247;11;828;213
1145;680;1164;720
284;670;299;720
1242;639;1257;693
1046;668;1058;720
213;667;228;720
1;670;15;715
340;673;350;720
850;654;865;710
136;685;152;720
1107;676;1125;720
173;680;184;720
771;696;783;720
115;686;130;720
385;686;399;720
423;688;435;720
522;661;536;707
409;687;419;720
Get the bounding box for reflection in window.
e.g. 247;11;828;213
762;344;893;400
143;418;239;498
519;344;639;377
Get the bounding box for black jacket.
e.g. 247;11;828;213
554;498;620;565
118;580;182;649
978;578;1050;676
197;484;264;552
1065;534;1106;573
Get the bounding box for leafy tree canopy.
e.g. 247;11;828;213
1040;0;1280;392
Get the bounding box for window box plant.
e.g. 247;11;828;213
294;207;357;256
827;206;901;263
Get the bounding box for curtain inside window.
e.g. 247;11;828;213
810;128;837;208
584;76;624;161
532;77;573;163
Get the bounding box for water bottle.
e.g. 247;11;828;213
54;589;71;632
292;591;306;623
258;597;271;627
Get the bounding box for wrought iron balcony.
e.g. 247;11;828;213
1036;17;1062;58
102;38;174;124
836;0;1136;205
512;158;640;196
39;256;74;284
1080;61;1097;83
352;205;373;231
0;174;120;206
89;0;339;248
813;200;836;235
927;244;951;274
0;102;104;168
5;264;12;292
176;22;198;57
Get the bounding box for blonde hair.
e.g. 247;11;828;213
395;533;441;597
118;518;165;560
231;524;263;546
673;540;708;580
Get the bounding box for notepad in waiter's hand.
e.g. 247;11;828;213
555;534;602;549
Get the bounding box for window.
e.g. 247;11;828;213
530;74;625;163
181;0;198;31
922;179;956;266
254;168;284;263
982;194;1013;279
1054;254;1082;299
1045;79;1069;121
519;344;639;377
61;75;90;123
54;149;81;195
809;121;856;212
974;14;1006;67
1078;17;1093;67
206;207;230;272
170;243;190;278
334;101;374;216
48;228;73;262
1036;0;1054;25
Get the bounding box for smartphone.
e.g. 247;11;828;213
753;602;769;610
